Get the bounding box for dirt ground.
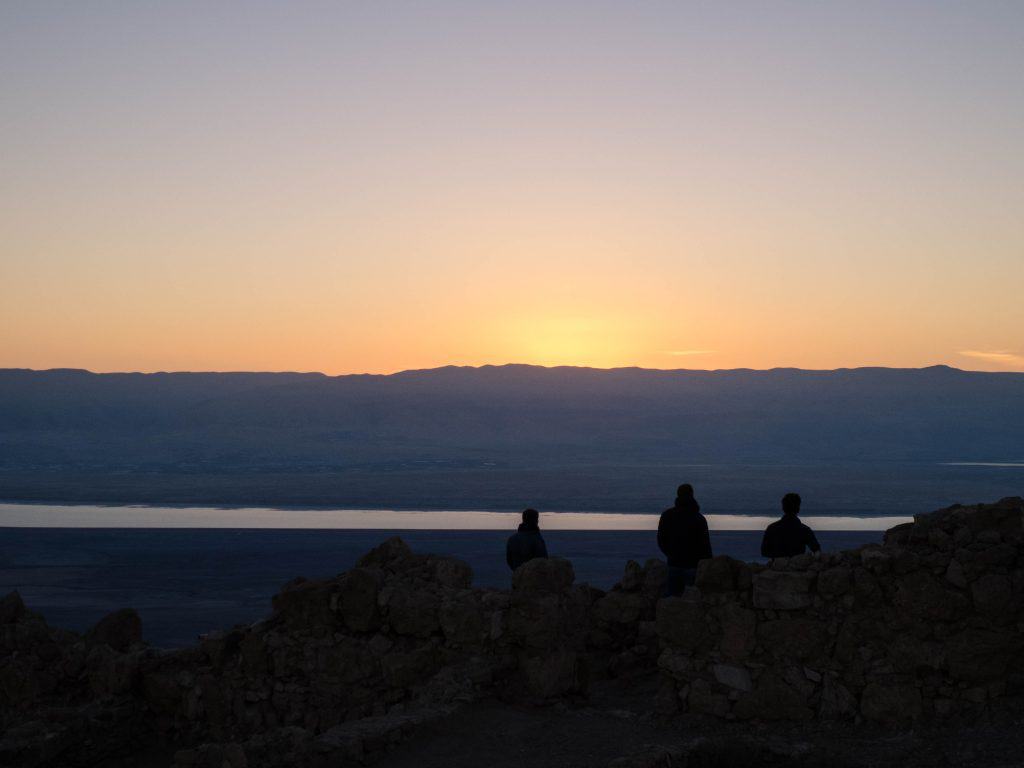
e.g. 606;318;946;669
380;673;1024;768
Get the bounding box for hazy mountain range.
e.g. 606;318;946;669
1;365;1022;513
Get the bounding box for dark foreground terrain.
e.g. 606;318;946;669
2;498;1023;767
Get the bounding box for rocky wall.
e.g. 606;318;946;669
2;498;1023;767
650;498;1024;723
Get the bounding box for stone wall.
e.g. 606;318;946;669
1;498;1022;766
651;498;1024;722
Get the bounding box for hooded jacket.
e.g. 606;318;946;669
657;497;713;568
506;522;548;571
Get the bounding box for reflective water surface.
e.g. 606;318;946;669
0;502;910;531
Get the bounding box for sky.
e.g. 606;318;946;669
2;1;1023;374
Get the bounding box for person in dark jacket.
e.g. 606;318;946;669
506;508;549;571
760;493;821;559
657;484;712;596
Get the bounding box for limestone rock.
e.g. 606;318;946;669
511;557;575;594
620;560;644;591
385;588;440;638
714;603;757;660
971;574;1012;616
860;681;922;722
0;591;26;624
334;568;381;633
86;608;142;652
893;570;970;621
356;536;413;570
757;618;827;660
655;597;708;652
594;590;647;625
519;648;583;698
695;556;738;593
733;670;812;721
751;570;815;610
712;663;752;691
439;593;485;644
817;566;852;596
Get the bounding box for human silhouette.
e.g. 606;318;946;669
506;508;549;571
657;484;712;596
760;492;821;559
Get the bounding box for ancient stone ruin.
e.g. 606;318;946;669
1;498;1022;766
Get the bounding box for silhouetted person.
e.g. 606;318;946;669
657;484;712;596
760;492;821;559
506;508;548;571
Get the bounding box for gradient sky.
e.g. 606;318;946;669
2;2;1022;374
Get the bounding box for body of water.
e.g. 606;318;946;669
0;503;911;531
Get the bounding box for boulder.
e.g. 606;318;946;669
817;566;852;596
0;591;26;624
818;676;858;720
518;648;584;698
655;597;708;652
619;560;643;592
334;568;381;632
86;644;140;696
893;570;969;621
945;558;968;589
511;557;575;594
594;591;647;625
733;670;812;721
751;570;815;610
687;678;730;717
507;589;585;650
860;681;922;722
439;594;485;644
757;618;827;661
713;603;757;660
641;559;668;599
272;578;338;628
384;588;439;638
356;536;413;570
424;556;473;589
86;608;142;652
971;574;1013;617
946;628;1021;682
712;663;752;691
695;556;738;593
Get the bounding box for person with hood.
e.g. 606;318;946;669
760;492;821;559
657;484;713;596
506;508;549;571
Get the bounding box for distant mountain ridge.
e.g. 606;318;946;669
2;363;1023;463
1;365;1022;511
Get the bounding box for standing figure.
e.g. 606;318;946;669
506;508;549;571
657;484;712;596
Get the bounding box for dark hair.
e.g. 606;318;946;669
522;508;539;524
782;493;802;515
676;483;695;501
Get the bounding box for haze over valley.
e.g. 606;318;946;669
3;364;1021;515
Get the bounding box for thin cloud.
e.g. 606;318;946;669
958;349;1024;367
663;349;716;356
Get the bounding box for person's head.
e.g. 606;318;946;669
522;508;539;526
676;483;695;502
782;493;802;516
